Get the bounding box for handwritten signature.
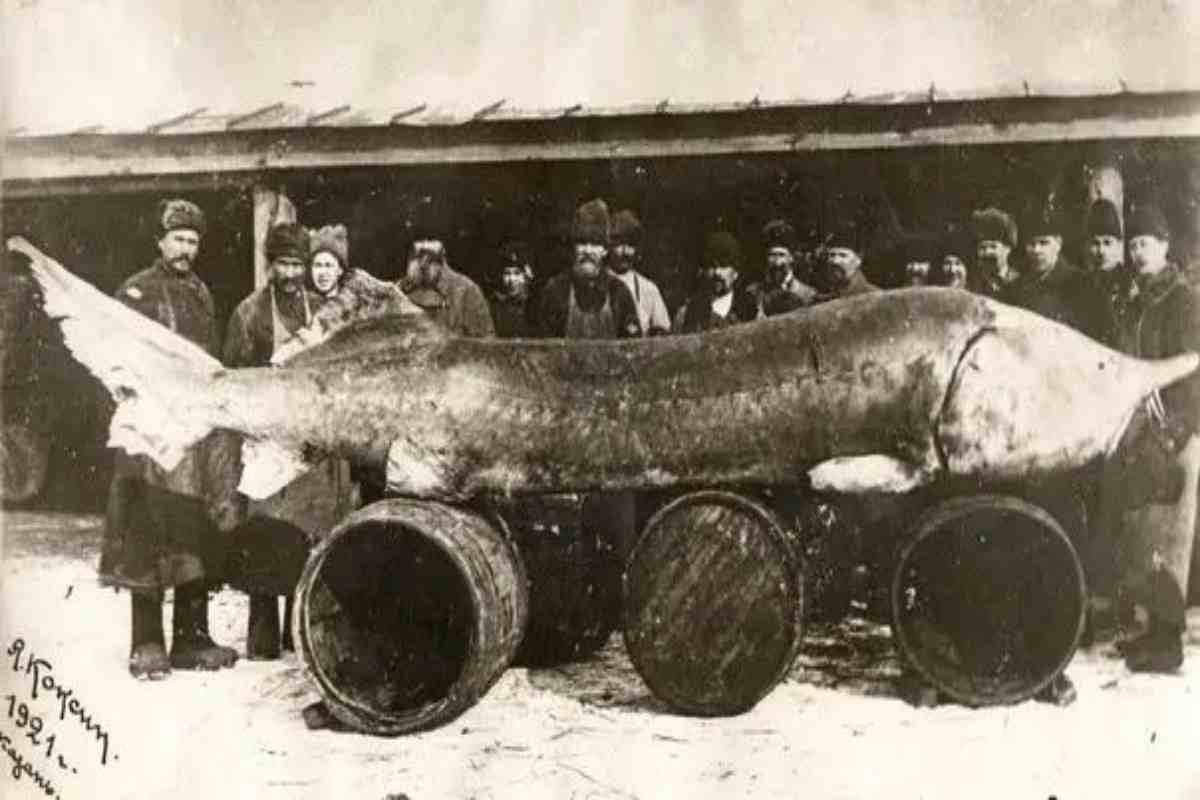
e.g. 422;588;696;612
7;638;113;766
0;730;60;798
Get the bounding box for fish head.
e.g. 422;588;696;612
937;302;1198;481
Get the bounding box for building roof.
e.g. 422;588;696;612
6;82;1200;197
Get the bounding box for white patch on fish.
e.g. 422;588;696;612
386;437;452;499
238;439;311;499
808;454;932;494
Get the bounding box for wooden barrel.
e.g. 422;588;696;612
623;490;806;716
1;422;49;506
293;499;528;735
890;494;1086;706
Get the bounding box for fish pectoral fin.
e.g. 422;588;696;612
238;439;313;500
807;455;933;494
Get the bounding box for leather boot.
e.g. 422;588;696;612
129;592;171;680
170;581;238;670
247;594;281;660
1124;618;1184;674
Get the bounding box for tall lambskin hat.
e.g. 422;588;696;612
308;224;349;266
265;222;310;262
1085;199;1122;239
704;231;743;268
1020;195;1067;240
159;199;206;236
970;207;1018;248
572;198;611;245
1126;202;1171;241
611;209;643;246
762;219;798;251
823;218;864;254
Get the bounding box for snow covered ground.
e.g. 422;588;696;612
2;510;1200;800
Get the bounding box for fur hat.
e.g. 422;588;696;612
1020;199;1066;240
265;222;310;262
499;240;534;269
572;199;611;245
308;224;349;266
159;199;206;236
823;218;864;254
611;209;643;246
1126;201;1171;241
762;219;797;252
1084;199;1122;239
704;231;743;268
970;207;1018;248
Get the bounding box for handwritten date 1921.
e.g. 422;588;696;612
5;695;73;773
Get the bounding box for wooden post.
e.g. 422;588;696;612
252;185;296;289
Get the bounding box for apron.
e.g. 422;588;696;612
228;287;358;594
565;284;617;339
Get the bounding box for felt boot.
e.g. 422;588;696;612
247;594;282;660
1034;673;1078;706
170;581;238;670
1124;618;1184;674
129;592;171;680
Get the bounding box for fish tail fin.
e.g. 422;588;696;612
7;236;224;471
1144;352;1200;395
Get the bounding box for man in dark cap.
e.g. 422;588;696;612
608;209;671;335
101;199;239;679
489;240;538;339
537;199;641;339
752;219;818;315
970;207;1020;300
1007;202;1087;330
1102;202;1200;673
399;216;495;338
222;221;321;660
674;231;762;332
937;226;972;289
1078;198;1135;348
898;233;939;288
817;220;880;301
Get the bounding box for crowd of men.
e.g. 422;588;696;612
98;189;1200;687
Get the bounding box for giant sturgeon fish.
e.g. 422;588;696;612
8;236;1198;502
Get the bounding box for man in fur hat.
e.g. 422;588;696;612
1078;198;1136;348
970;207;1020;300
674;231;762;332
1008;202;1087;331
608;209;671;335
1102;202;1200;672
817;220;880;301
222;222;321;660
537;199;641;339
752;219;818;315
102;198;240;679
399;211;494;338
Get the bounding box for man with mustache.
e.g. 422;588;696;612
537;199;641;340
1008;201;1087;331
674;231;762;333
970;207;1020;300
608;209;671;335
399;222;494;338
1104;202;1200;673
1078;198;1136;349
817;219;880;301
222;222;320;660
753;219;818;316
101;199;239;679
